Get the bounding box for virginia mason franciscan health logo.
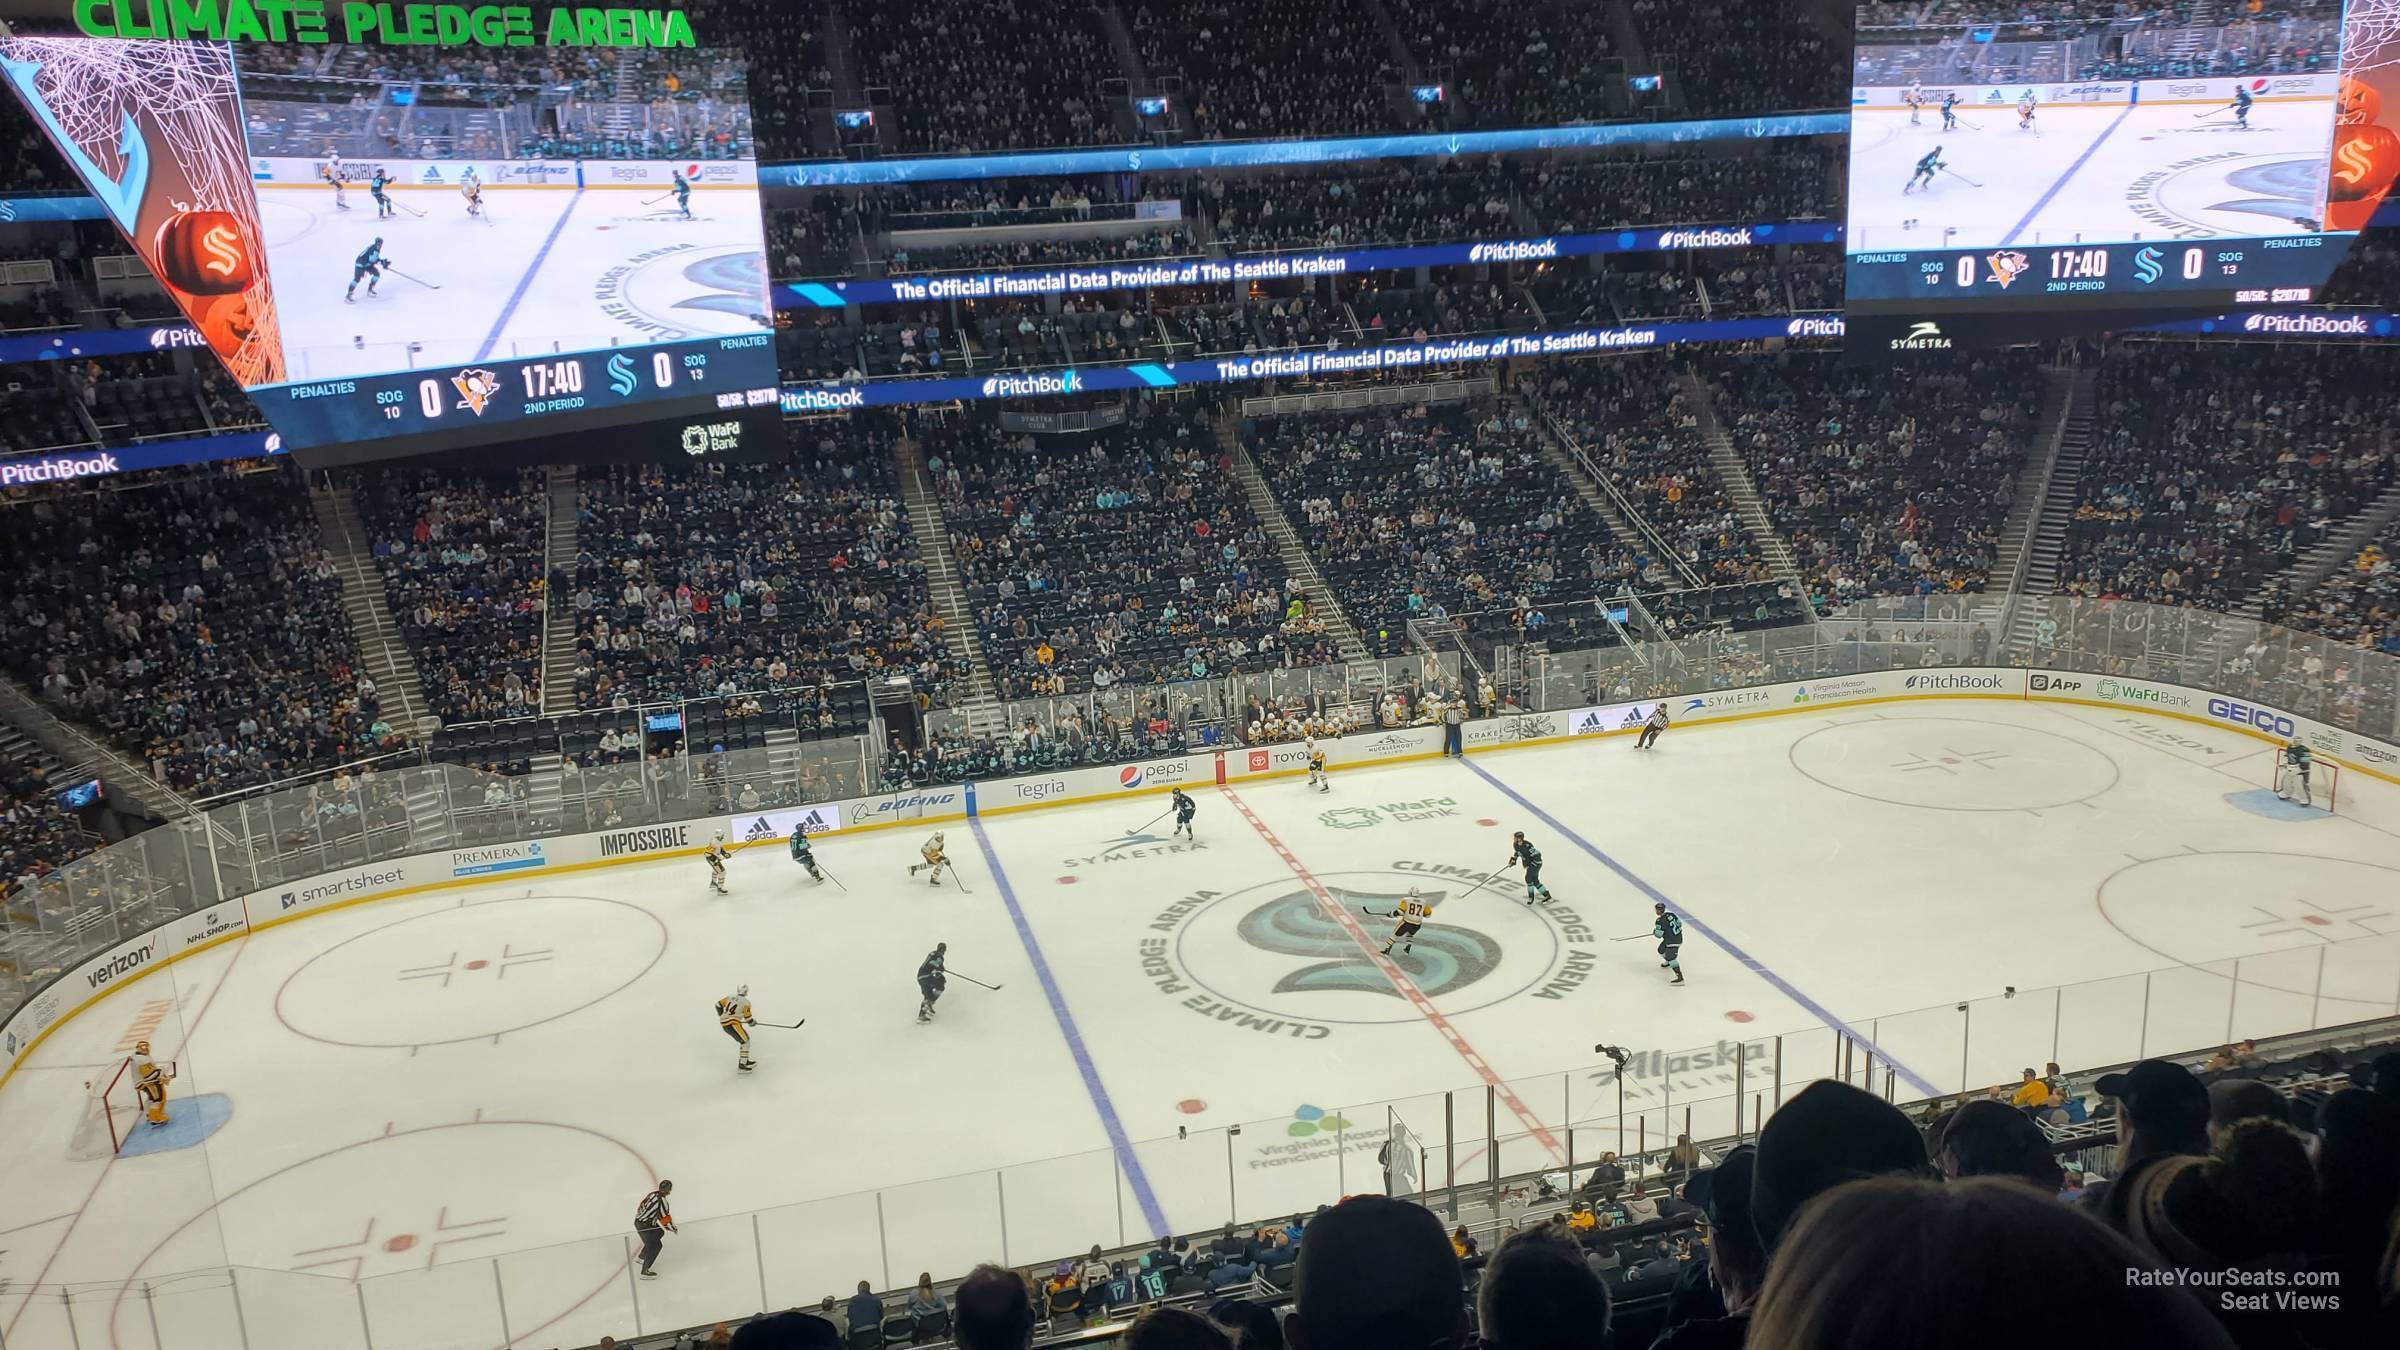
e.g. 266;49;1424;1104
1135;867;1601;1040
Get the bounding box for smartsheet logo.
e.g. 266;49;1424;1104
1889;321;1953;350
979;370;1082;398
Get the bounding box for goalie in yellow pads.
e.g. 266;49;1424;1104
133;1039;174;1127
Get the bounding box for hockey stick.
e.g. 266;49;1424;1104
754;1019;808;1030
383;265;442;290
948;869;973;895
948;970;1004;991
1130;808;1173;835
2195;106;2235;119
811;861;848;892
1939;167;1984;187
394;199;425;218
643;192;673;205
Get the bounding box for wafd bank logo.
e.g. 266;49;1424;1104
980;370;1082;397
1136;869;1600;1040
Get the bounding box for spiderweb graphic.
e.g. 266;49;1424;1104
2348;0;2400;76
0;38;281;383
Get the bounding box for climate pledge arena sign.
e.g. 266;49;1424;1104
70;1;702;48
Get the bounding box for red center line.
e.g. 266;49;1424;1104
1217;786;1565;1165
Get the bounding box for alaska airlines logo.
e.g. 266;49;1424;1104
1237;888;1497;998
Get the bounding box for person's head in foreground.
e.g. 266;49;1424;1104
1283;1195;1465;1350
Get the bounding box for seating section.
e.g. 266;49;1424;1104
1627;0;1844;116
356;468;549;724
556;423;946;716
1253;402;1617;655
934;404;1322;696
2274;519;2400;655
1211;166;1515;252
2069;344;2399;609
1129;0;1397;141
1384;0;1618;128
1520;151;1841;232
1715;350;2042;600
852;0;1121;153
0;468;387;794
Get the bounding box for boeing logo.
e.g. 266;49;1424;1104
979;370;1082;398
1785;316;1846;338
1467;239;1560;262
2243;313;2370;335
1656;227;1753;249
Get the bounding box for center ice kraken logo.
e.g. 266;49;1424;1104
596;242;771;341
1236;887;1500;999
2129;153;2331;237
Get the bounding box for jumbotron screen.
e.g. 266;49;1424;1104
0;35;781;464
1842;0;2400;354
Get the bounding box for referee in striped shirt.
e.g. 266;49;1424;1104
635;1180;676;1278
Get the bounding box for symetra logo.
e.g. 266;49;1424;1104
979;370;1082;398
1467;239;1560;262
1889;321;1953;350
1786;316;1845;337
1656;227;1753;249
2243;313;2371;335
1904;673;2006;691
85;936;158;990
782;387;866;412
2208;698;2296;737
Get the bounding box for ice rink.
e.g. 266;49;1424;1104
1846;98;2336;252
3;698;2397;1349
252;183;772;383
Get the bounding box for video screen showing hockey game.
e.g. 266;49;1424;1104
0;35;777;460
1846;1;2346;255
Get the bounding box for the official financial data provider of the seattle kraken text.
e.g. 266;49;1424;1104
1840;0;2392;353
0;32;780;465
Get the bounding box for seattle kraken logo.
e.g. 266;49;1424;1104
1237;888;1499;998
2207;158;2327;224
672;250;764;320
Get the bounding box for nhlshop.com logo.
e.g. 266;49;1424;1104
1786;316;1845;338
1656;227;1753;249
85;937;159;990
1468;239;1560;262
979;370;1082;398
2242;313;2372;336
1904;673;2006;691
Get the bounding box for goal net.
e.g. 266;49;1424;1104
2269;758;2340;812
69;1057;139;1160
1383;1110;1427;1201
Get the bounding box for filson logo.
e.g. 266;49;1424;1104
2111;717;2226;754
599;824;693;857
1889;320;1953;351
1137;867;1599;1041
2028;673;2084;694
86;937;159;990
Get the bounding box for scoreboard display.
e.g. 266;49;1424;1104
0;32;779;465
1841;1;2387;354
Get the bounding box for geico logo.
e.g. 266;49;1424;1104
2206;698;2295;736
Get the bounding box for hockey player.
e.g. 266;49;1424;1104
369;166;393;219
671;168;693;220
1903;147;1944;195
132;1039;171;1127
908;831;951;886
1505;831;1553;905
1635;704;1670;750
2017;89;2038;131
716;985;756;1071
2276;738;2315;806
2232;83;2254;130
344;238;391;302
916;942;948;1023
789;820;823;882
462;167;485;218
1170;787;1197;841
1305;734;1329;793
705;831;732;894
1940;90;1959;132
322;148;348;210
1652;903;1685;985
1906;80;1923;127
1380;887;1433;956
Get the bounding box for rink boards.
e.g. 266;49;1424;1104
1852;73;2341;112
248;155;762;190
6;663;2395;1093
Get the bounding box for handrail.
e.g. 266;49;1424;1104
1531;397;1708;590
